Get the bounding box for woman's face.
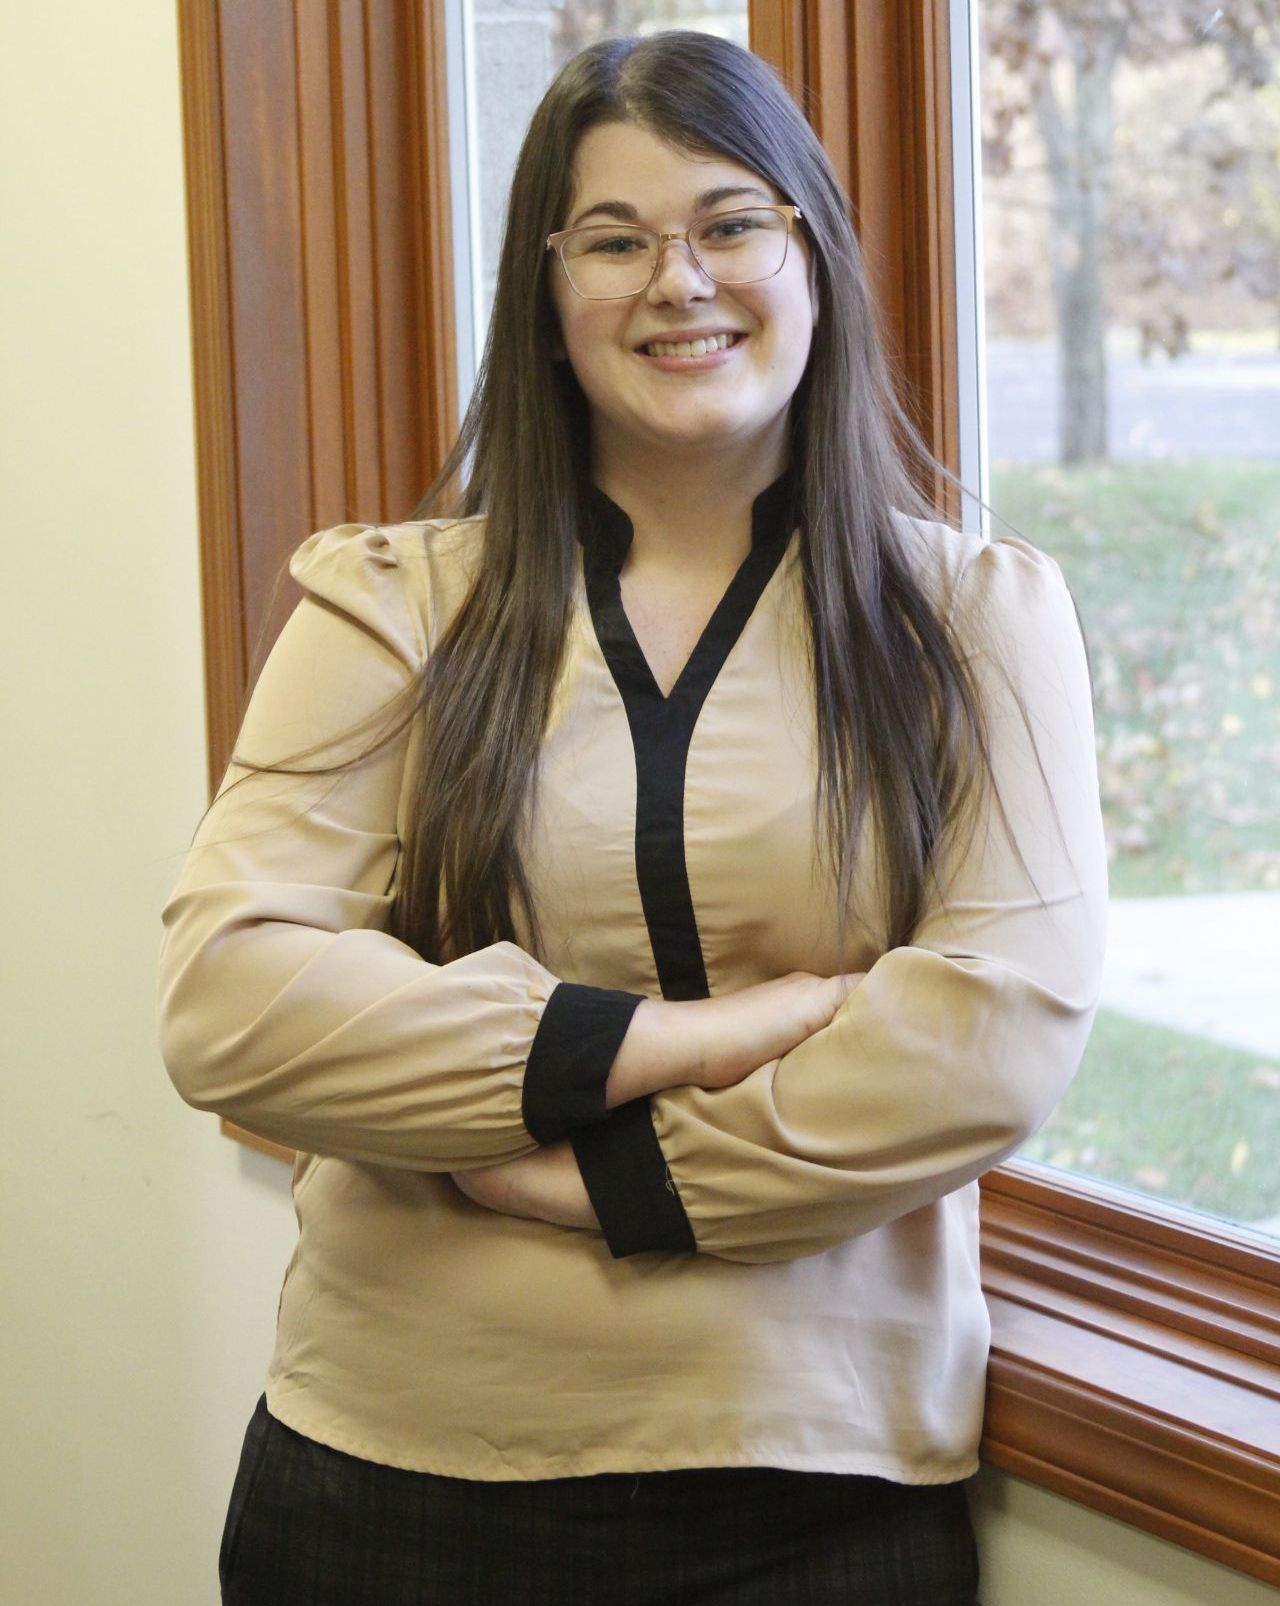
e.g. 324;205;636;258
548;120;819;473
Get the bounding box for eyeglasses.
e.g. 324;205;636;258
546;204;804;300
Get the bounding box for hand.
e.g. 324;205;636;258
688;971;863;1088
451;1141;599;1231
607;970;864;1105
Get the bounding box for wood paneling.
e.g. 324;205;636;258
846;0;959;517
177;0;456;787
753;0;959;519
751;0;849;191
177;0;243;790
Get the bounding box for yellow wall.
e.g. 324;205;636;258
0;5;297;1600
0;4;1271;1601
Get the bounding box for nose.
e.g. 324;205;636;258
646;238;714;305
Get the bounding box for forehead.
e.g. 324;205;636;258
564;121;778;221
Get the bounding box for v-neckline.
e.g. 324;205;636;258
619;564;754;701
577;470;796;1002
580;474;795;709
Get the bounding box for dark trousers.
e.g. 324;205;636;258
221;1396;980;1605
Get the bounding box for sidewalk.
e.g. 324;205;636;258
1099;892;1280;1235
1101;891;1280;1060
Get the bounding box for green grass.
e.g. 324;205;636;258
990;461;1280;897
1020;1008;1280;1227
989;462;1280;1229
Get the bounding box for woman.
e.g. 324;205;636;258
160;30;1107;1605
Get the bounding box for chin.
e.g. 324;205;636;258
638;405;763;447
645;424;754;456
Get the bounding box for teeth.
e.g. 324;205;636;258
644;333;738;357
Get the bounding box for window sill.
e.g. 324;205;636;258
223;1119;292;1165
981;1164;1280;1587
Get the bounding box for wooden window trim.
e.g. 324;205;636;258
177;0;241;791
178;0;1280;1584
982;1166;1280;1585
749;0;1280;1584
177;0;456;792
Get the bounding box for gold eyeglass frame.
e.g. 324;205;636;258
545;204;804;300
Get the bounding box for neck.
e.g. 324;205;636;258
591;431;789;574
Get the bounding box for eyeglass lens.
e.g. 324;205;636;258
559;209;790;298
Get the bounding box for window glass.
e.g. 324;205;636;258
458;0;749;353
977;3;1280;1236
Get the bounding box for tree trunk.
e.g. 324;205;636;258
1034;24;1124;465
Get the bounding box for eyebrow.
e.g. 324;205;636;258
568;184;774;229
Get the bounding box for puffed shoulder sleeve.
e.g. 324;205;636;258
158;523;641;1168
579;535;1108;1260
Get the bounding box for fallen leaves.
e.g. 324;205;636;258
999;463;1280;896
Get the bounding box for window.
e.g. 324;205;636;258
977;0;1280;1244
956;0;1280;1581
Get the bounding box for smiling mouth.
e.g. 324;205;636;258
639;332;744;358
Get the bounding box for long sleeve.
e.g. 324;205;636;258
576;534;1109;1262
158;522;640;1169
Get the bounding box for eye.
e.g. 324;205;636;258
703;218;754;241
584;232;647;257
699;211;769;244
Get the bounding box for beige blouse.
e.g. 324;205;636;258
158;480;1107;1483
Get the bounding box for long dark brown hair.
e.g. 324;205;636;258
387;30;997;965
214;34;1016;965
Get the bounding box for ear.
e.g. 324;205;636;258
808;256;820;328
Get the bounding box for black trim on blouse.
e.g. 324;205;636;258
572;1096;696;1258
522;983;646;1145
570;473;796;1256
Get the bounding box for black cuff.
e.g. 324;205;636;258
522;982;644;1145
571;1099;696;1258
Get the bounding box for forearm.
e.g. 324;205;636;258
460;971;865;1232
604;973;864;1107
452;1142;599;1230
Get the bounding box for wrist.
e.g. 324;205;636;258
605;999;692;1106
522;1145;599;1231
